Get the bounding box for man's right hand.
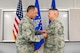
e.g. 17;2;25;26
42;33;47;38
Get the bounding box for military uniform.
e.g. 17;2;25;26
44;20;65;53
16;16;43;53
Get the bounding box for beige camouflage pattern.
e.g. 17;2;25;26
44;20;65;53
16;16;43;53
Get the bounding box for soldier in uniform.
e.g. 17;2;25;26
43;8;65;53
16;5;47;53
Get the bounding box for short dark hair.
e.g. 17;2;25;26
49;8;58;11
27;5;36;12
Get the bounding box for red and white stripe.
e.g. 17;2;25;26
12;16;20;40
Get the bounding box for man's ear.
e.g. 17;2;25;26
54;12;56;16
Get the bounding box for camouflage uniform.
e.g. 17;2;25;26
44;20;65;53
16;16;43;53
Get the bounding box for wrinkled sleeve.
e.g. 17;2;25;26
21;23;43;42
45;23;59;49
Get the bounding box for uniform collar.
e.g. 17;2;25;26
51;19;58;23
25;15;34;25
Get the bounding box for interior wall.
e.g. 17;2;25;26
0;0;80;9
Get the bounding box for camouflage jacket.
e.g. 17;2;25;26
44;20;65;53
16;16;43;53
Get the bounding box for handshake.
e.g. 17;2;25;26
41;30;47;38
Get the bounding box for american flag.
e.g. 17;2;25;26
12;0;23;41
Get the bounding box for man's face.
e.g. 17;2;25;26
48;10;55;20
48;10;59;20
31;8;38;19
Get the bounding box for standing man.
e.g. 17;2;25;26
16;5;46;53
43;8;65;53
